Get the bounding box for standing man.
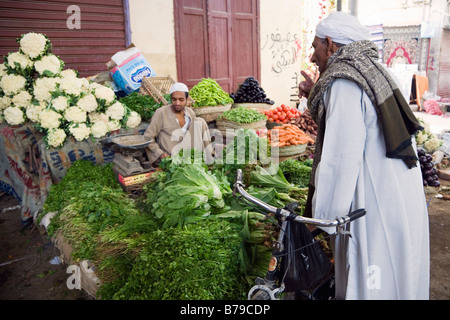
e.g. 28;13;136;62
298;12;429;299
144;82;211;166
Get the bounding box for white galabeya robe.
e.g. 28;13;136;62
311;78;430;300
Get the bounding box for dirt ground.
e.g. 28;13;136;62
0;180;449;301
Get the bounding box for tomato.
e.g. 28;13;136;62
272;114;278;121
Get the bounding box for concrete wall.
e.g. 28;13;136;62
128;0;178;81
259;0;303;107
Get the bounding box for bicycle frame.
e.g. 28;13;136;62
232;169;366;300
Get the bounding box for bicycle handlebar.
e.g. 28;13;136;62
233;169;366;228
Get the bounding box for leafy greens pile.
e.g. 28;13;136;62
219;106;267;124
119;92;170;121
279;158;312;188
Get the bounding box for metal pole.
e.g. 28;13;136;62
337;0;342;11
348;0;358;16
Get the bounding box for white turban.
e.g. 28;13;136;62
315;11;370;45
169;82;189;94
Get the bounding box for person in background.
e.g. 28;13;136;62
144;82;211;166
298;11;429;300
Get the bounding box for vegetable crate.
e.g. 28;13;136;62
113;166;155;197
140;76;175;105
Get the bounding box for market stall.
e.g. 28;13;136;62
0;33;145;222
3;30;446;301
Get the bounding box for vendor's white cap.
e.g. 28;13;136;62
315;11;370;45
170;82;189;94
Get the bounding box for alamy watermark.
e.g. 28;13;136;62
66;265;81;290
67;5;81;30
367;265;381;290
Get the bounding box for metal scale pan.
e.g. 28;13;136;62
110;135;153;150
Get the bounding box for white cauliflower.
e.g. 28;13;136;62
126;111;142;128
51;96;69;112
77;94;98;113
64;106;87;123
19;32;49;60
26;101;46;122
46;128;67;148
0;64;7;78
34;54;63;76
33;77;59;102
89;82;102;93
90;120;109;138
107;119;121;131
416;131;429;145
89;111;109;124
60;69;78;78
59;76;83;96
94;85;115;104
106;101;125;120
12;90;32;108
0;74;27;95
68;123;91;141
0;96;11;110
39;108;62;129
80;78;90;94
424;137;443;152
3;106;25;125
6;52;33;71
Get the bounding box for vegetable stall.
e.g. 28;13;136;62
2;31;445;301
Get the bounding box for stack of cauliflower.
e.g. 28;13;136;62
0;32;141;148
415;118;443;153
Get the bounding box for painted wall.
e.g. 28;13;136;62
128;0;178;81
259;0;303;107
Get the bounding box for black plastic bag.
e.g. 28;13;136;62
280;220;332;292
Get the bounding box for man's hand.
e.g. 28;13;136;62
298;70;315;99
160;152;170;159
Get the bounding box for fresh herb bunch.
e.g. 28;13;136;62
220;106;267;124
107;218;247;300
42;160;120;215
189;78;234;107
119;92;169;121
279;158;312;188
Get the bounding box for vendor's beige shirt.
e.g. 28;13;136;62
144;105;211;164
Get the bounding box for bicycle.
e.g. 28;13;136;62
233;168;366;300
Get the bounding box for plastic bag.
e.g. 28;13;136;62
280;220;331;292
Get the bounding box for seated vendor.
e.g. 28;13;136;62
144;82;211;166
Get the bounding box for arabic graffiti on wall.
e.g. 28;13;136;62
261;30;303;74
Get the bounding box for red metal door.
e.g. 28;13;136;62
174;0;210;89
231;0;260;92
175;0;260;93
0;0;128;78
